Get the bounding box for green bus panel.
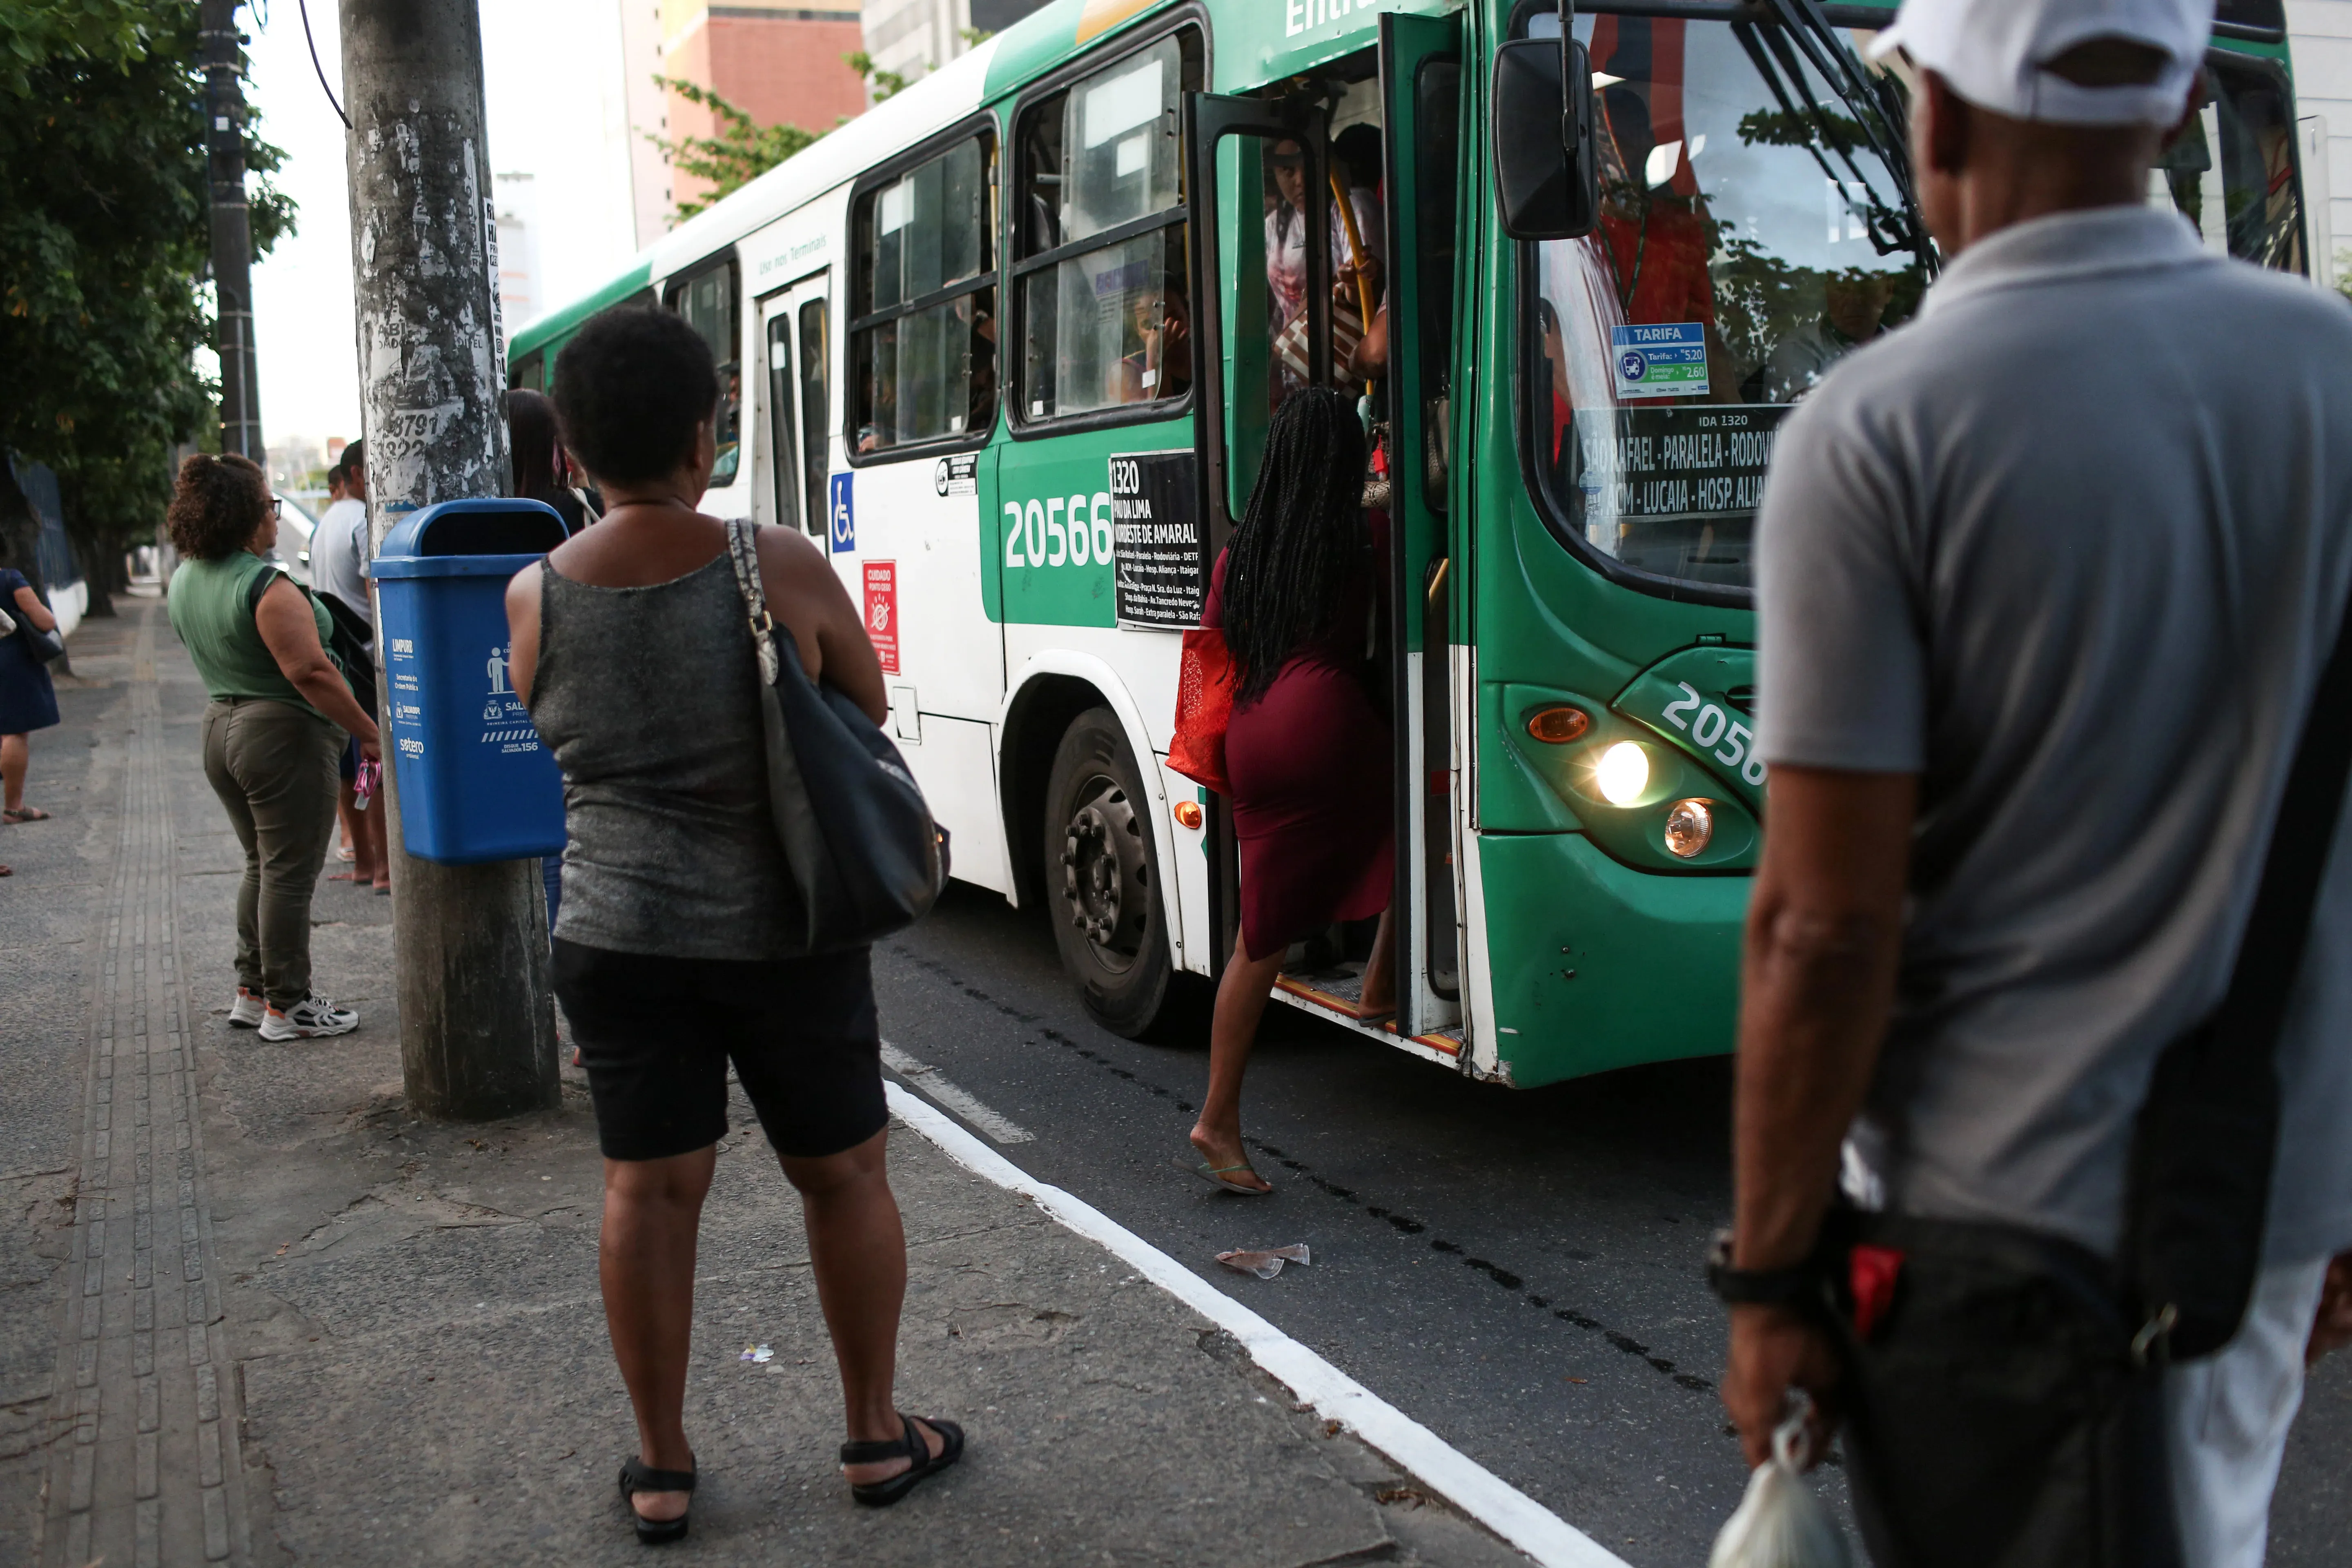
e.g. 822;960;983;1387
986;414;1192;626
1479;831;1746;1087
508;261;655;367
983;0;1466;102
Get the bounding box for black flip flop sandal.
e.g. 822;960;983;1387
840;1414;963;1507
617;1456;696;1544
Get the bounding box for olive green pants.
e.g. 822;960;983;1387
201;697;341;1008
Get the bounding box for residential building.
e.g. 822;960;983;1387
494;172;542;331
620;1;673;247
649;1;870;221
2290;0;2350;286
861;0;1051;85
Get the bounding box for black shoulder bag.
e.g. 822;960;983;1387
246;566;376;718
1806;581;2352;1568
723;519;947;954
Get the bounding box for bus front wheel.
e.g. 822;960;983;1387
1044;707;1171;1038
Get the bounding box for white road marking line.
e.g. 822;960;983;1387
883;1082;1634;1568
879;1042;1036;1144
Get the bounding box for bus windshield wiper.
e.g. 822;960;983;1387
1754;0;1933;265
1732;20;1914;257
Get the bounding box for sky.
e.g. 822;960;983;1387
244;0;646;460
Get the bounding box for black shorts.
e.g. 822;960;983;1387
339;735;360;782
552;938;886;1162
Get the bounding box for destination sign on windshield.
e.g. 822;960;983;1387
1569;404;1794;524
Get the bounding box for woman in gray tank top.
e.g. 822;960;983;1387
506;307;961;1544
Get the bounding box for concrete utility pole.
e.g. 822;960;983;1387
339;0;557;1120
201;0;263;461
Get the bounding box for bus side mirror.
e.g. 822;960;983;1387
1491;37;1598;241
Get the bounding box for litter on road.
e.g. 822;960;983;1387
1215;1244;1312;1280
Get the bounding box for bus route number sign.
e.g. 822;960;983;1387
1111;450;1202;629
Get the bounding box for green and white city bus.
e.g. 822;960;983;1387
509;0;2322;1087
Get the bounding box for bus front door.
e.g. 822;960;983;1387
1377;12;1464;1042
1184;35;1472;1058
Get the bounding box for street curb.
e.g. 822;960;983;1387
884;1082;1635;1568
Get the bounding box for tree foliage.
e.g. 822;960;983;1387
651;76;820;223
0;0;292;604
843;51;908;103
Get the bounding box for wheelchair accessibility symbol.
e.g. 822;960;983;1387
828;472;855;552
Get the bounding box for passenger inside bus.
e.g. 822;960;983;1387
1114;272;1191;404
1266;137;1384;396
1761;270;1899;403
964;294;999;432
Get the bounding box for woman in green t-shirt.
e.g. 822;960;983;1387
164;454;381;1042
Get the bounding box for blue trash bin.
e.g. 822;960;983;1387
371;499;569;864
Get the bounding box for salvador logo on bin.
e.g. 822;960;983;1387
370;499;569;864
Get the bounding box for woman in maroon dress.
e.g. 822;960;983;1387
1186;387;1394;1196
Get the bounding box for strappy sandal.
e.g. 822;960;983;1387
1174;1157;1273;1195
2;806;49;824
617;1455;696;1544
840;1414;963;1507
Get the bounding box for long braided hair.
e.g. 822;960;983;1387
1222;386;1369;706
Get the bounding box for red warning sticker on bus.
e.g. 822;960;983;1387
864;561;898;675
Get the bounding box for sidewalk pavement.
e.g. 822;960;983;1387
0;592;1537;1566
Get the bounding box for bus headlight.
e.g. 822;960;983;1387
1596;742;1648;806
1664;798;1714;858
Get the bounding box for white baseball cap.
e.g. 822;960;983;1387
1866;0;2214;126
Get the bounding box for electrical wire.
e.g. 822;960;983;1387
296;0;351;131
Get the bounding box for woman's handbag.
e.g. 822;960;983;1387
22;619;65;663
1273;295;1365;389
722;519;946;953
245;566;373;713
1168;626;1236;796
10;586;63;662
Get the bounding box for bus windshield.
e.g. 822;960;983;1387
1528;13;1931;595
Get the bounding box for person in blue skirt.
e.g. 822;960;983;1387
0;554;62;872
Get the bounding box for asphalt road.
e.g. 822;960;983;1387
873;883;2352;1568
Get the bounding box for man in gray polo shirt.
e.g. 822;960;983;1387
1718;0;2352;1559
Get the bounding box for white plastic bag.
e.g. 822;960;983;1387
1708;1399;1857;1568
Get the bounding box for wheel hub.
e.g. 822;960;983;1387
1059;774;1148;971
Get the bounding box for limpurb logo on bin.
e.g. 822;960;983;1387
1611;323;1708;400
480;644;539;753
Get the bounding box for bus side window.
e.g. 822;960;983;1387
849;135;997;455
665;256;743;484
510;350;545;393
798;297;829;531
1012;29;1202;423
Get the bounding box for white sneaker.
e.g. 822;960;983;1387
259;994;359;1040
227;988;265;1029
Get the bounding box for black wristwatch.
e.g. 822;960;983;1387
1705;1229;1826;1309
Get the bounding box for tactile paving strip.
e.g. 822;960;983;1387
40;607;249;1566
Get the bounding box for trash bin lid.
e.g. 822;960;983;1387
372;498;568;579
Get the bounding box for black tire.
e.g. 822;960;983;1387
1043;707;1172;1038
